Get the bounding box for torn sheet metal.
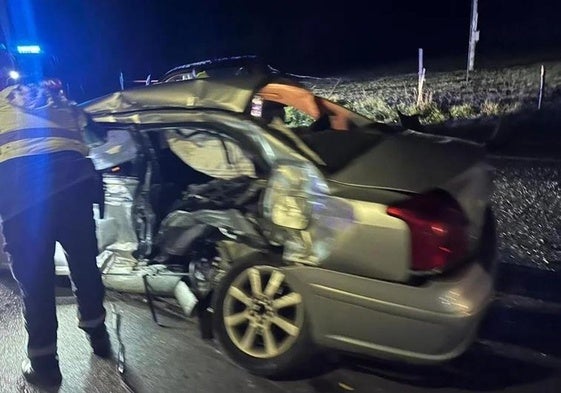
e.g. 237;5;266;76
96;175;139;252
99;250;180;295
81;75;270;117
89;130;138;171
99;249;198;316
159;209;267;256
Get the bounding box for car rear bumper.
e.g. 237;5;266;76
284;261;494;364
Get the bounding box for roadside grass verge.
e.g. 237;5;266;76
301;60;561;129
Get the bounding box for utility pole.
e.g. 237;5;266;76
466;0;480;81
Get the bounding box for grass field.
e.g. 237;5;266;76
301;57;561;127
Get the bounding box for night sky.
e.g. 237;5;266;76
3;0;561;100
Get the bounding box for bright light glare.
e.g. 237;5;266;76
16;45;41;54
8;70;20;80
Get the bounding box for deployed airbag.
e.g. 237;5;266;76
166;131;256;179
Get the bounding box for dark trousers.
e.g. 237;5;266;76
1;175;106;359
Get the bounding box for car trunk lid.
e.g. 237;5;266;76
329;130;494;271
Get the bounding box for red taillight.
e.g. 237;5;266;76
387;190;469;272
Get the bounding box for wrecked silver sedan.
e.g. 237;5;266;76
1;74;497;377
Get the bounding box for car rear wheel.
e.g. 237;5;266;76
213;254;314;378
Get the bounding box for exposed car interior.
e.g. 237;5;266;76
255;84;387;174
163;129;258;211
257;82;373;131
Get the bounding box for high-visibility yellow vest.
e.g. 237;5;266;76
0;85;89;164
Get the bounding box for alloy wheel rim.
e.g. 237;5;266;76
223;266;304;359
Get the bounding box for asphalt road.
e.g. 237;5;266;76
1;271;560;393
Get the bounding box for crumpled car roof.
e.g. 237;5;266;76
80;74;296;117
161;55;277;81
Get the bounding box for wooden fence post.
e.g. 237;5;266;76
538;65;546;110
417;48;426;106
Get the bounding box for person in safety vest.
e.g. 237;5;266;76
0;51;110;388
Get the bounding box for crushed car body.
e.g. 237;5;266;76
1;72;498;377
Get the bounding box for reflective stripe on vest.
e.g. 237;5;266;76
28;343;58;358
0;127;84;147
78;311;106;329
0;128;88;164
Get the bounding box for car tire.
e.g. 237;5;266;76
213;253;315;378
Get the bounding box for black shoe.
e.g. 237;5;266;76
88;325;112;358
22;357;62;388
